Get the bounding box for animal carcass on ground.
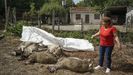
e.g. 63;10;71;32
47;57;94;73
11;41;47;59
25;45;63;64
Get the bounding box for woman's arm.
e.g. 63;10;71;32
113;32;121;49
91;30;100;39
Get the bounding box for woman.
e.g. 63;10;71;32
91;17;121;73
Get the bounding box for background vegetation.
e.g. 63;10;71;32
0;0;133;45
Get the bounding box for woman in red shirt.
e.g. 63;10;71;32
91;17;121;73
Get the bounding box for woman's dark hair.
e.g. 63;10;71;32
102;17;111;24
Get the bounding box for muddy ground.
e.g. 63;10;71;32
0;36;133;75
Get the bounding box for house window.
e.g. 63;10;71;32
85;15;89;23
94;14;100;19
76;14;81;20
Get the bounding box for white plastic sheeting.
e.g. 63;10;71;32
20;26;94;51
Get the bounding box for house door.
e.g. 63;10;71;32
85;15;89;23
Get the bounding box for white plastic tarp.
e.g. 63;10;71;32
20;26;94;51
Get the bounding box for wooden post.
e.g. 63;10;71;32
125;16;128;32
66;13;68;24
38;11;41;28
58;19;60;31
4;0;7;32
13;8;16;24
52;10;55;33
81;18;84;38
131;14;133;29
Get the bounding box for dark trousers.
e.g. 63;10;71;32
99;46;114;69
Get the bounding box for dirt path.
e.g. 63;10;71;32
0;36;133;75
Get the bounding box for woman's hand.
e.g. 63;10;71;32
91;30;100;39
113;32;121;50
91;35;95;39
117;44;122;50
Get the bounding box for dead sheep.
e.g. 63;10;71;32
11;41;47;59
47;57;94;73
25;45;63;64
47;45;63;58
11;42;33;56
21;42;40;58
17;42;32;53
25;52;58;64
22;42;48;58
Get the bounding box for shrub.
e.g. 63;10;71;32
6;21;29;37
119;32;133;44
53;30;99;46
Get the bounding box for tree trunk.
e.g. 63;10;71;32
66;13;68;24
131;14;133;29
4;0;7;32
58;18;60;31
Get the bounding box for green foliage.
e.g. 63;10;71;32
106;0;133;6
28;3;37;17
39;0;73;16
39;2;66;16
6;21;29;37
5;22;133;45
54;31;81;38
66;0;74;8
0;0;4;13
77;0;133;13
77;1;87;7
52;30;99;46
119;31;133;44
0;0;6;17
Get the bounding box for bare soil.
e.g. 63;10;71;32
0;36;133;75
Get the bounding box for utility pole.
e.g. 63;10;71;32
4;0;8;32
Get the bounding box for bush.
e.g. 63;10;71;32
53;30;99;46
6;21;29;37
119;31;133;44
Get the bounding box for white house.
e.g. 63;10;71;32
70;7;101;25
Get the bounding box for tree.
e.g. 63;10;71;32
4;0;8;31
28;3;37;17
106;0;133;6
77;0;108;17
77;0;93;7
77;0;133;15
39;1;66;16
0;0;5;17
66;0;74;8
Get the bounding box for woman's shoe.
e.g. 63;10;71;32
94;65;102;70
105;68;111;73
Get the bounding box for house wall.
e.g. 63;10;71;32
70;12;101;25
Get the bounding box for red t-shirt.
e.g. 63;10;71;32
100;25;117;46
